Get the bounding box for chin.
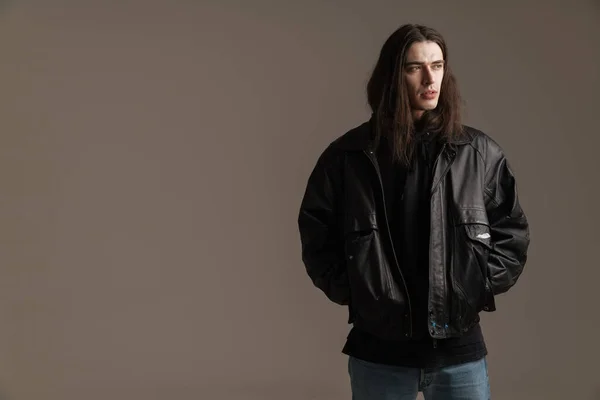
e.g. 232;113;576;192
421;101;439;110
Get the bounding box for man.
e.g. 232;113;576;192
297;24;530;399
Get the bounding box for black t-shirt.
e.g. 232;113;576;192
342;324;487;369
342;130;487;368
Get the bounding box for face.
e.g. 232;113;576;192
403;41;445;120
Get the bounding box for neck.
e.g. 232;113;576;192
412;110;425;121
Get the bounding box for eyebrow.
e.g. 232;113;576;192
404;60;445;66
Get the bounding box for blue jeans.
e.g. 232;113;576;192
348;356;491;400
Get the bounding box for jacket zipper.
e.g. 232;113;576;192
429;144;457;345
363;149;413;338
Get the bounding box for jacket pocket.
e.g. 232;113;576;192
343;213;391;323
450;208;494;329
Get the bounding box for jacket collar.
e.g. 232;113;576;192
332;116;474;152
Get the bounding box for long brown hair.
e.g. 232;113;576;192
367;24;464;165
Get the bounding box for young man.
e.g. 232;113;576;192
297;24;530;399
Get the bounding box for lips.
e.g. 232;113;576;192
421;90;437;100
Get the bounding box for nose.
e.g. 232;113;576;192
423;66;435;85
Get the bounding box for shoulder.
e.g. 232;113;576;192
314;120;371;166
329;120;372;151
461;125;505;164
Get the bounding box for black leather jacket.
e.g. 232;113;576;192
298;120;530;340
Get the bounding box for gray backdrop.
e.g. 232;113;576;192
1;1;599;399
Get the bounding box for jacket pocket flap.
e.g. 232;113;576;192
344;213;378;233
455;208;489;226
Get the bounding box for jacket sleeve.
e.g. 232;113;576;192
484;141;531;296
297;145;349;305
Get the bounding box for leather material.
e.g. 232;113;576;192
298;120;530;340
